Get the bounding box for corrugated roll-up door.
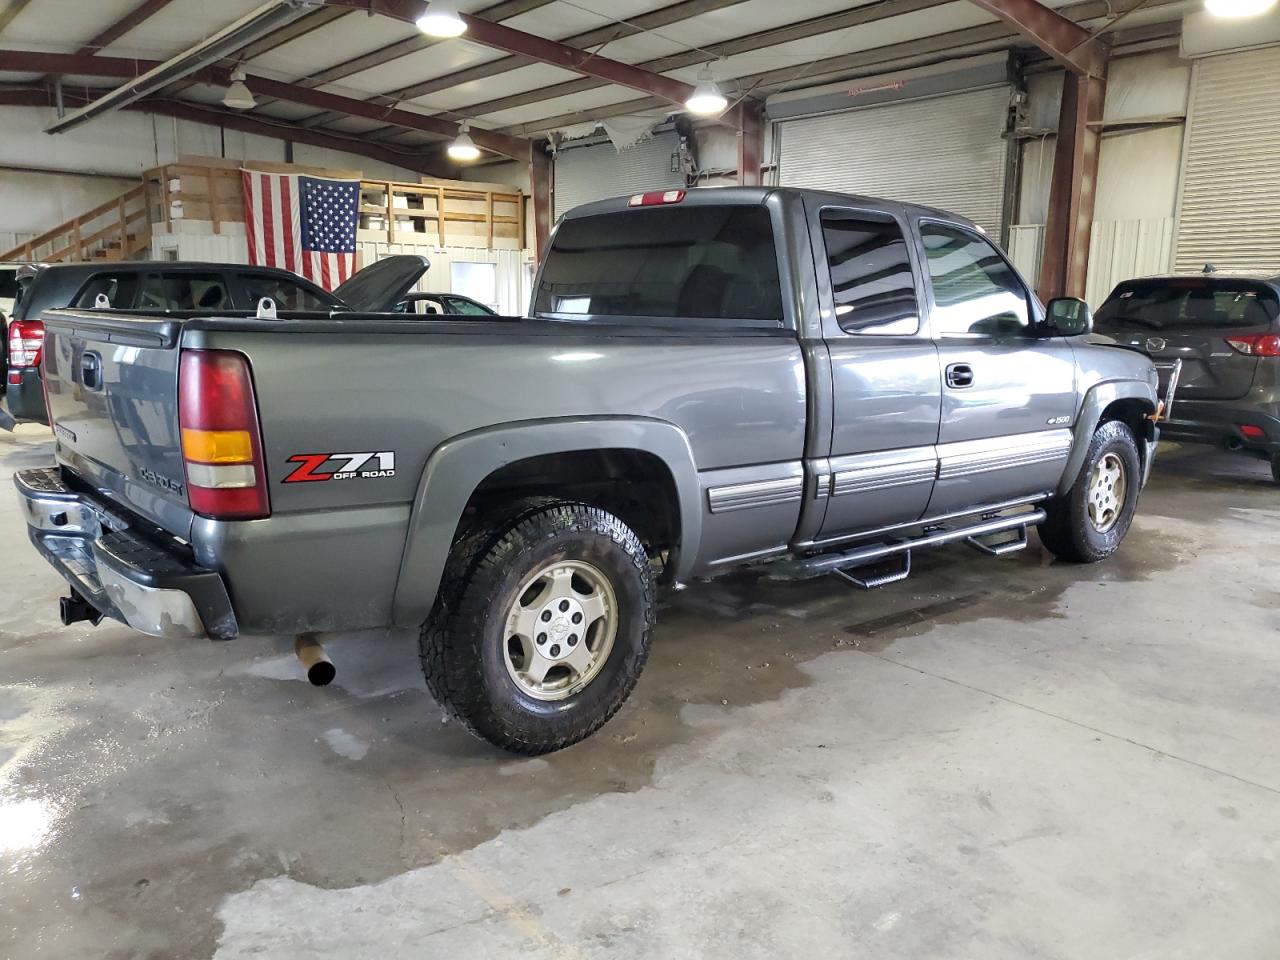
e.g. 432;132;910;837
1174;46;1280;274
777;86;1011;237
554;133;683;221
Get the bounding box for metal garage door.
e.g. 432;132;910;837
553;132;684;221
777;86;1012;237
1174;46;1280;274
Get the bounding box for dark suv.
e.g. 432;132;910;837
1094;274;1280;480
4;257;427;425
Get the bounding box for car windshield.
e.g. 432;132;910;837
1095;278;1280;332
533;205;784;328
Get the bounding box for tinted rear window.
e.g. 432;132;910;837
1096;279;1280;332
0;269;17;300
534;205;783;328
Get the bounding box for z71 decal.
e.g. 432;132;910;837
283;451;396;483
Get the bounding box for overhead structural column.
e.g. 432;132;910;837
966;0;1109;300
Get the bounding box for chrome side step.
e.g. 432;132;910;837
770;507;1046;589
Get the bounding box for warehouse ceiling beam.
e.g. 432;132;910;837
257;0;554;122
43;1;327;134
0;49;532;160
965;0;1107;76
0;0;32;37
73;0;179;55
325;0;700;111
0;84;440;174
321;0;751;131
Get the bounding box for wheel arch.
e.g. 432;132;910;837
392;417;702;627
1059;380;1157;495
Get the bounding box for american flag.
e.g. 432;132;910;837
241;170;360;290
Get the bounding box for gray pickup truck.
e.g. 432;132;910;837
16;187;1160;754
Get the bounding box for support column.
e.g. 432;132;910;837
736;103;764;187
1037;70;1105;301
529;142;553;264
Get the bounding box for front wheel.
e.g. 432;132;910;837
1038;420;1142;563
420;499;656;755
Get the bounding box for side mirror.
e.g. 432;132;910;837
1044;297;1092;337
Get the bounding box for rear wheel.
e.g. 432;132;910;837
420;499;655;755
1270;453;1280;486
1038;420;1141;563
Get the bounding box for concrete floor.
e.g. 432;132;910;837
2;424;1280;960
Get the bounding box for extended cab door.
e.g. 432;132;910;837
808;203;942;542
918;220;1076;513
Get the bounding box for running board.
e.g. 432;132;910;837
769;508;1046;587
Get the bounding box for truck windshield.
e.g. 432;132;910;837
533;205;784;328
1095;278;1280;332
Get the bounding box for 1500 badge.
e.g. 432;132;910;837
283;451;396;483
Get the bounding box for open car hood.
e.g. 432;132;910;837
333;255;429;312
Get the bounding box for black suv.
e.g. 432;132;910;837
4;257;427;425
1094;274;1280;481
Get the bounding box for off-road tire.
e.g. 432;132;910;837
420;498;656;755
1038;419;1141;563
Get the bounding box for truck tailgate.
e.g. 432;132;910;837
42;311;194;539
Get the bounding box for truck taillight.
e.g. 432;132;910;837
178;350;270;520
1225;334;1280;357
9;319;44;370
628;190;685;207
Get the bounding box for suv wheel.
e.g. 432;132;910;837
1038;419;1142;563
420;498;656;755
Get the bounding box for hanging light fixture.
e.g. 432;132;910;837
448;121;481;161
685;64;728;116
416;0;467;37
1204;0;1276;14
222;67;256;111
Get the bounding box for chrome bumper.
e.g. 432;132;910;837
15;467;237;640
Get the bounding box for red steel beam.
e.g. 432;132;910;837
325;0;698;108
0;86;439;173
75;0;177;55
965;0;1106;76
0;49;532;161
1037;71;1105;299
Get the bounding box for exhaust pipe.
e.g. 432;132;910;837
294;633;335;686
1226;437;1244;451
60;590;104;627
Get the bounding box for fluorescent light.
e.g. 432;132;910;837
686;64;728;116
448;122;481;161
222;68;256;110
1205;0;1276;14
417;0;467;37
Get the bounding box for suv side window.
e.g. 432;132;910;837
240;273;332;311
74;273;140;309
920;223;1030;337
136;272;231;311
820;210;920;336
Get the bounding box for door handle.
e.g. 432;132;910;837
80;352;103;391
945;363;974;389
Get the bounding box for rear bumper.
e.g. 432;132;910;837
6;366;47;423
1159;399;1280;456
15;467;237;640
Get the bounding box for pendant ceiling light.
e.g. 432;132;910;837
222;68;256;111
417;0;467;37
685;64;728;116
448;122;482;161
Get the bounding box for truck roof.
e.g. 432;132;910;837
558;185;980;232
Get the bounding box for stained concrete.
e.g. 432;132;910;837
2;423;1279;959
